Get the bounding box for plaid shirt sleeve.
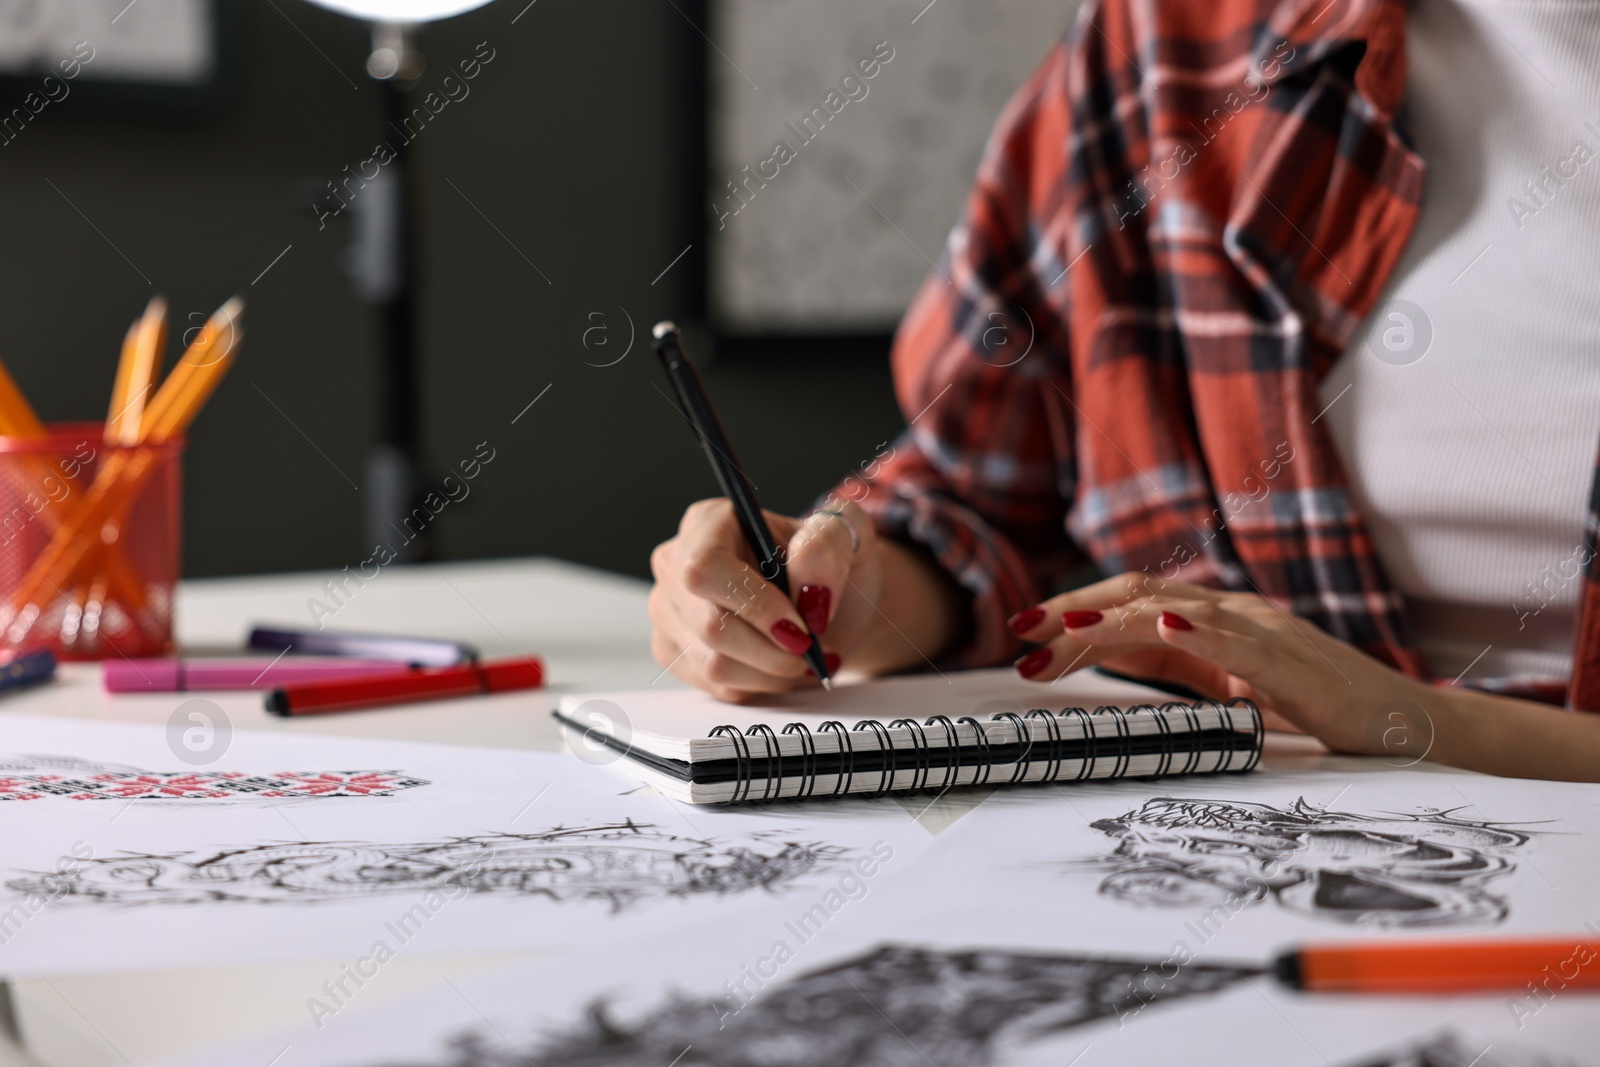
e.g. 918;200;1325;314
843;44;1085;669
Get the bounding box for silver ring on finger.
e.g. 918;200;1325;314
812;507;861;559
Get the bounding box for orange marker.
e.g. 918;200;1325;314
1274;938;1600;995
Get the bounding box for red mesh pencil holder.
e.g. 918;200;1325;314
0;423;182;661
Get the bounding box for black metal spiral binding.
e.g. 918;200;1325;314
888;717;932;792
1207;699;1235;772
924;714;961;792
1099;705;1134;779
988;711;1034;785
854;719;896;795
818;720;854;797
1172;699;1204;776
1231;697;1264;772
710;724;755;804
1063;707;1096;781
1149;702;1176;778
703;694;1266;802
782;722;817;801
746;723;781;802
1026;709;1063;782
957;715;993;787
1218;699;1237;770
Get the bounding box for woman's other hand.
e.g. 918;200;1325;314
1006;573;1436;756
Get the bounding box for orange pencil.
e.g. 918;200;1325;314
5;299;242;630
106;296;166;445
1274;938;1600;995
78;297;169;617
0;358;46;438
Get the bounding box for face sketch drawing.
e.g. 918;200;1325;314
1086;797;1531;927
7;820;839;912
1341;1030;1575;1067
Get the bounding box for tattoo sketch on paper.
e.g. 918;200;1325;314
6;820;842;911
1340;1030;1576;1067
1084;797;1532;927
0;754;430;802
366;945;1255;1067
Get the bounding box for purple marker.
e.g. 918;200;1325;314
103;658;418;693
247;626;476;667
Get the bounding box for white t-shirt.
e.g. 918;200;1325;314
1318;0;1600;683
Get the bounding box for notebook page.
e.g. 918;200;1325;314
555;667;1182;761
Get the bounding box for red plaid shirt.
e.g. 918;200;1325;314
853;0;1600;709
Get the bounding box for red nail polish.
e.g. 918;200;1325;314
1015;648;1052;679
798;585;832;636
1008;607;1047;635
1062;609;1104;630
770;619;812;654
824;652;841;674
1159;611;1194;631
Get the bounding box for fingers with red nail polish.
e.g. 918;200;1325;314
798;584;832;636
769;619;813;655
1008;607;1047;635
1015;648;1053;679
785;505;864;665
1013;595;1218;687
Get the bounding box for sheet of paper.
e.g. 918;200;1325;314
0;792;930;977
140;900;1598;1067
0;713;631;807
846;765;1600;957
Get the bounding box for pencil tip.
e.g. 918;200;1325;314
819;677;833;691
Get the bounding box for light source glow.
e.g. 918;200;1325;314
299;0;494;22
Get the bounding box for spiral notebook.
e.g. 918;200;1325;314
553;668;1262;804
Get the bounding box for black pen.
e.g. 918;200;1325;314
652;321;832;688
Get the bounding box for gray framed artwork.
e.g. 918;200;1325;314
0;0;233;117
708;0;1075;334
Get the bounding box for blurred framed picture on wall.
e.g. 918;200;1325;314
0;0;237;118
706;0;1071;336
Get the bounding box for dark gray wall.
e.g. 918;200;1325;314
0;0;906;580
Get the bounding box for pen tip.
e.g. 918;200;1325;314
652;320;679;340
819;677;833;691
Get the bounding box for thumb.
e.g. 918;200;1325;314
784;503;871;638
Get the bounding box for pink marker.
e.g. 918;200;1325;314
103;658;419;693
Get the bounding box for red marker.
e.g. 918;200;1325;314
1274;938;1600;995
264;656;544;716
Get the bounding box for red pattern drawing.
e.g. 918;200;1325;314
0;769;430;802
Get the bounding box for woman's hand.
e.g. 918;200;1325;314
1006;573;1438;757
648;499;878;702
1006;571;1600;780
649;498;968;702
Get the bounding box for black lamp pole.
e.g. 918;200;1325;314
349;23;429;561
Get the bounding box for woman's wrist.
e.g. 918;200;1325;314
1420;684;1600;780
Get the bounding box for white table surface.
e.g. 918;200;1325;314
0;557;671;1067
0;555;1345;1067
